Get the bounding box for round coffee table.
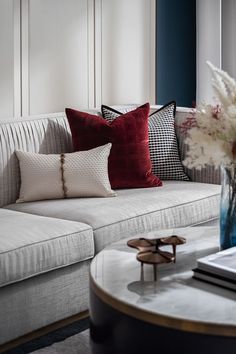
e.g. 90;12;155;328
90;227;236;354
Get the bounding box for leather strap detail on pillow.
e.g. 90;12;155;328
60;153;67;198
15;144;116;203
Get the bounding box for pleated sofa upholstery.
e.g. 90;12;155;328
0;106;221;345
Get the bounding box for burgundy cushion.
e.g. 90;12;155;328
66;103;162;189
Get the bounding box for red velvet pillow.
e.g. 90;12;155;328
66;103;162;189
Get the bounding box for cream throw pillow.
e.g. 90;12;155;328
16;143;116;203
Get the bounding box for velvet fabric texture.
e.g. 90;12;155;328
66;103;162;189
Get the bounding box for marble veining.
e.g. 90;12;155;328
90;227;236;326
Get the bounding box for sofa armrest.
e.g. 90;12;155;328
173;107;221;185
183;165;220;185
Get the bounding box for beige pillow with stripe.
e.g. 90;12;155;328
16;143;116;203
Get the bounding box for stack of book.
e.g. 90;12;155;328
193;246;236;291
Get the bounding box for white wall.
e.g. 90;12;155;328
0;1;15;118
196;0;236;104
100;0;155;106
196;0;221;104
26;0;90;115
0;0;155;119
222;0;236;79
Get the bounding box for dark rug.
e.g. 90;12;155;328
4;317;90;354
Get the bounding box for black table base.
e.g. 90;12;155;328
90;286;236;354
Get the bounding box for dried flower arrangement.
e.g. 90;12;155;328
181;61;236;170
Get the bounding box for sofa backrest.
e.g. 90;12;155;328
0;106;220;207
0;113;73;207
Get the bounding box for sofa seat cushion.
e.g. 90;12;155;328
6;181;221;253
0;209;94;287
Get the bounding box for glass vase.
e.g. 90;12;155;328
220;164;236;249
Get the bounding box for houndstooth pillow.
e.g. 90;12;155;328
101;102;189;180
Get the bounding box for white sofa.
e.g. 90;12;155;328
0;106;221;345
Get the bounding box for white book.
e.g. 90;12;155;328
193;268;236;291
197;246;236;281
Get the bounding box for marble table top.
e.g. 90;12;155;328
90;226;236;336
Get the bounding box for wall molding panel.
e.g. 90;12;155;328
94;0;102;108
87;0;96;109
0;0;21;118
196;0;236;103
222;0;236;80
149;0;156;105
100;0;156;106
13;0;21;117
0;0;156;118
196;0;222;104
21;0;29;116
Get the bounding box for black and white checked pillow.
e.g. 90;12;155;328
101;102;189;181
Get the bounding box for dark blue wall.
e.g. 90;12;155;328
156;0;196;107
